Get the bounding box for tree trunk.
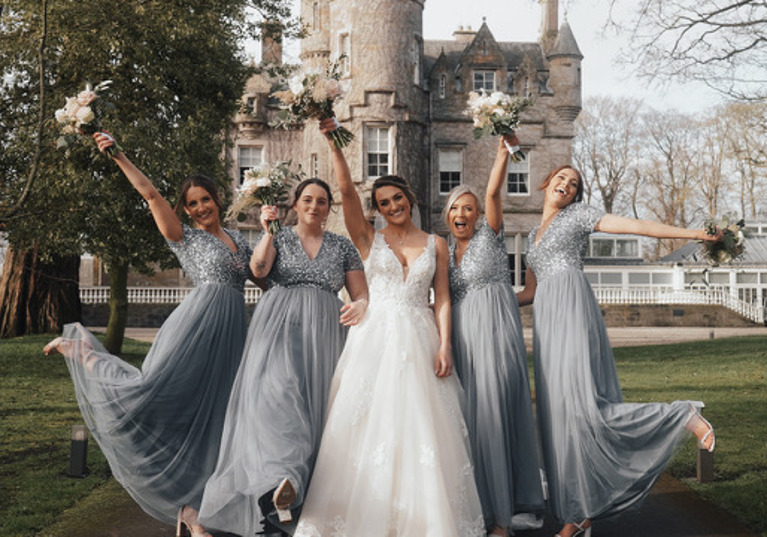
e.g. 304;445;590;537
0;244;81;338
103;261;129;354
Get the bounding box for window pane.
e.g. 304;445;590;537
591;239;614;257
366;126;390;179
238;146;263;183
616;239;638;257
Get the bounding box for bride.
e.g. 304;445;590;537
292;120;485;537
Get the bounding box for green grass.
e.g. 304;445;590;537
612;336;767;534
0;333;150;537
0;333;765;536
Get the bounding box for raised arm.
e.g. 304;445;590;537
94;132;182;242
516;267;537;307
320;118;375;257
249;206;278;278
595;214;721;242
485;134;517;233
433;236;453;378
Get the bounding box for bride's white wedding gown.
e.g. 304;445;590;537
294;233;485;537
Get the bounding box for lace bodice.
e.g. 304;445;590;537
526;203;604;282
365;233;435;308
449;218;511;304
166;224;252;292
266;227;364;293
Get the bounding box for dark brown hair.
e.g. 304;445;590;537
371;175;418;214
538;165;584;204
293;178;333;206
174;175;224;215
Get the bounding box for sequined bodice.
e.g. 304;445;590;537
526;203;604;282
365;233;435;308
449;218;511;304
166;225;252;292
266;227;364;293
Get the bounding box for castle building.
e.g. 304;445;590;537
228;0;583;286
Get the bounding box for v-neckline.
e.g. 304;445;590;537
534;207;565;247
204;227;239;255
293;227;325;262
379;232;430;283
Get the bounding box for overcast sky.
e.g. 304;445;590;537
248;0;722;112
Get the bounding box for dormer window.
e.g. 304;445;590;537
473;70;495;92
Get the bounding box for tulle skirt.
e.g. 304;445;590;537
293;301;486;537
452;282;544;527
199;286;348;537
533;269;700;522
60;282;248;524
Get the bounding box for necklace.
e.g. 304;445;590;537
393;229;409;245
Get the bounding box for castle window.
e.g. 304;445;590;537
439;74;446;99
310;153;319;178
438;148;463;194
412;35;423;86
506;156;529;196
473;70;495;92
238;146;264;185
339;33;351;76
366;126;390;179
312;2;320;31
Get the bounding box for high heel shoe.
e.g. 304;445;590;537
176;506;212;537
555;519;591;537
273;477;296;523
688;405;716;453
697;414;716;453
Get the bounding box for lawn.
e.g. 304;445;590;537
0;333;765;536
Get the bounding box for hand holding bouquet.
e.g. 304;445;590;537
55;81;122;157
271;58;354;149
466;90;533;162
700;215;746;266
226;161;303;235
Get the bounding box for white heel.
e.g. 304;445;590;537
273;477;296;523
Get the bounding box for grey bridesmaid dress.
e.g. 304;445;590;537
526;202;702;522
198;227;363;537
59;224;252;524
449;218;545;529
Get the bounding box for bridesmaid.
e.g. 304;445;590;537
44;132;253;537
516;165;719;537
198;178;368;537
445;135;544;537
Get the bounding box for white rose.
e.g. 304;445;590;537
55;108;70;123
255;177;272;188
77;90;98;106
75;106;95;125
326;79;342;100
288;75;305;95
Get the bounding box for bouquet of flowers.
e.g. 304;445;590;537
54;80;122;156
226;161;303;235
700;214;746;266
271;58;353;149
465;90;534;162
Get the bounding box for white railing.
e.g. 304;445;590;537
80;286;263;305
593;287;765;324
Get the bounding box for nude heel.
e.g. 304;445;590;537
273;477;296;523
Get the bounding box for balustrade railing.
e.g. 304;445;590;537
80;286;263;305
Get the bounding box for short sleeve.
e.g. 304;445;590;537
341;237;364;272
569;203;605;233
165;224;194;255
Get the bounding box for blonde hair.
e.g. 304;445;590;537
441;185;483;226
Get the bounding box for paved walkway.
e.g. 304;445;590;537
69;326;764;537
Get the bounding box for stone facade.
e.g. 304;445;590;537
227;0;583;285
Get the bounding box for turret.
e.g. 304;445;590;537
540;0;559;55
546;21;583;122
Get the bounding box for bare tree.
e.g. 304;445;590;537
722;101;767;219
573;95;645;214
609;0;767;100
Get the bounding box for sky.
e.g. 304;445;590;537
245;0;723;113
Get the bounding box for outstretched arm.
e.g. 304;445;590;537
320;118;375;258
595;214;721;242
433;236;453;378
94;132;182;242
485;134;517;234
